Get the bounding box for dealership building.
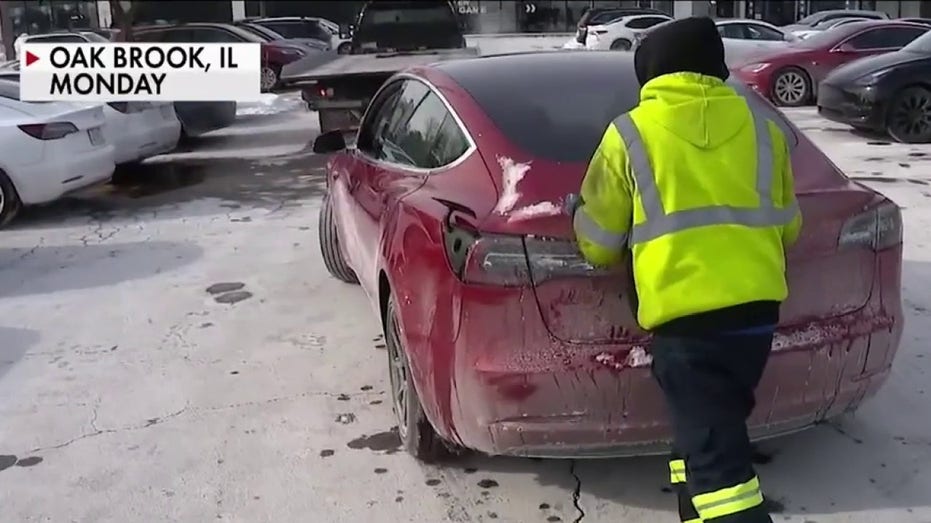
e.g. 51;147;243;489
3;0;931;58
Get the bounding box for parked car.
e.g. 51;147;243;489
584;14;673;51
0;68;181;163
715;19;797;65
793;16;871;40
0;60;236;141
133;22;308;91
0;79;115;227
819;28;931;143
732;21;929;107
233;20;331;52
348;0;466;54
245;16;350;54
570;6;669;47
781;9;889;34
310;51;903;460
13;30;110;58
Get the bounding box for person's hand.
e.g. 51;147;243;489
563;193;582;216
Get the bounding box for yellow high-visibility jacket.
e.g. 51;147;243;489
573;72;802;330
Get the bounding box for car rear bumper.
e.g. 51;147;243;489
449;248;903;458
110;113;181;164
174;101;237;137
14;144;115;205
817;82;887;131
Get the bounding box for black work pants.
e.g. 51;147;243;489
650;331;774;523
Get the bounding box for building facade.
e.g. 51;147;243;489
3;0;930;59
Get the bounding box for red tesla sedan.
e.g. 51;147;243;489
732;20;928;106
313;52;904;461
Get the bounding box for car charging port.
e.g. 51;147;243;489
838;201;903;251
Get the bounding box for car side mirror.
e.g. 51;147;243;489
313;130;346;153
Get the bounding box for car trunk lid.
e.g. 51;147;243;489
477;147;880;344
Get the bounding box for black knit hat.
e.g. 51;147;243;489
634;16;730;86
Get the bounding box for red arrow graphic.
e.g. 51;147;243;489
25;51;39;66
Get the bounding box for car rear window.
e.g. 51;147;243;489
361;2;457;26
450;57;797;163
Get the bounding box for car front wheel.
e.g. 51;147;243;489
385;295;450;462
318;195;358;284
772;67;811;107
260;65;280;92
886;86;931;144
0;170;22;228
610;38;631;51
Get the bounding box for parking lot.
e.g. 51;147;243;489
0;87;929;523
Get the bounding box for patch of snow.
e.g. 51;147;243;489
493;156;532;215
237;92;303;116
508;201;562;221
595;346;652;370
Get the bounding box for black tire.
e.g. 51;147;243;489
886;86;931;144
318;194;358;284
0;170;22;228
385;295;450;463
771;67;811;107
337;42;351;55
610;38;632;51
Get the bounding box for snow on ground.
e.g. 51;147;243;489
1;65;931;521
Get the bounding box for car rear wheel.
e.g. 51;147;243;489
0;170;22;228
318;194;358;284
772;67;811;107
610;38;632;51
385;295;450;463
886;86;931;144
337;42;351;55
261;65;280;92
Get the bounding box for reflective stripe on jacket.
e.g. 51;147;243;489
573;72;802;330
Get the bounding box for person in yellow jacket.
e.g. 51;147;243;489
567;17;801;523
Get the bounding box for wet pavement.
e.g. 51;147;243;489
0;97;929;522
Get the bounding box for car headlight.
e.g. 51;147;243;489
853;69;890;86
742;62;771;74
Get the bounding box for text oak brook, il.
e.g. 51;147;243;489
47;45;241;96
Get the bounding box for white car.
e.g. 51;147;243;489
99;102;181;165
0;70;180;165
714;19;798;66
585;14;673;50
14;31;110;59
631;18;795;67
792;17;871;40
0;80;115;226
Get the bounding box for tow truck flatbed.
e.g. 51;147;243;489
280;48;480;84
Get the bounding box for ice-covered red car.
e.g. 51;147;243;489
313;51;904;461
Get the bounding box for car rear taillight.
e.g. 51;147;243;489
17;122;78;140
446;225;608;287
838;201;902;251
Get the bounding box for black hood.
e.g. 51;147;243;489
824;49;931;85
634;16;729;85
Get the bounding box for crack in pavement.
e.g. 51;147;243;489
569;460;586;522
24;390;380;455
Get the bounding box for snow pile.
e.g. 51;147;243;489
237;92;303;116
493;156;532;214
595;346;653;370
508;201;562;221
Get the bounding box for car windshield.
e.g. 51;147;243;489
443;54;797;163
361;3;457;26
796;12;828;26
242;24;281;40
902;29;931;52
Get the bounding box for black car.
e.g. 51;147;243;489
574;6;668;44
349;0;465;54
818;30;931;143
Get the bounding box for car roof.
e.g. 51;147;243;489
717;19;778;25
433;50;633;87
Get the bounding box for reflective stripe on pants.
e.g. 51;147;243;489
669;458;687;484
693;475;765;521
612;112;798;246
